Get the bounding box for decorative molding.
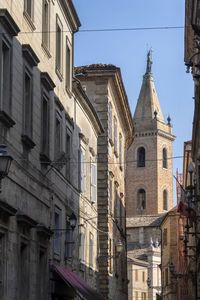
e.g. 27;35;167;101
89;146;95;157
36;223;53;238
0;110;15;127
40;152;51;165
55;97;64;111
23;11;36;31
41;72;56;91
21;134;36;149
0;9;20;36
16;210;37;227
0;199;17;217
22;44;40;67
65;112;74;128
79;133;89;145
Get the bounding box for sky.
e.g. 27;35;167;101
73;0;194;203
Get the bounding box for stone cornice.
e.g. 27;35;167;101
157;129;176;142
59;0;81;32
73;79;104;136
0;9;20;36
22;44;40;67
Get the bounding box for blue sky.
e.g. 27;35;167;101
73;0;194;203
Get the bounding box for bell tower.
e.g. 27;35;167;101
126;50;175;217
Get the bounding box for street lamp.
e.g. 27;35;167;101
147;277;151;287
116;240;124;254
0;144;13;192
69;212;77;230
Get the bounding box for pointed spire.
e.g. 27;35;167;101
133;50;164;126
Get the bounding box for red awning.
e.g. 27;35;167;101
53;265;104;300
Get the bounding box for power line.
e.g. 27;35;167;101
7;25;184;36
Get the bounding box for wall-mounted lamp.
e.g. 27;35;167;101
147;277;151;287
169;262;186;279
116;241;124;254
0;144;13;192
69;212;77;230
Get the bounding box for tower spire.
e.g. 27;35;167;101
146;48;153;74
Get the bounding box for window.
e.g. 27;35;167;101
163;148;168;169
65;128;71;181
42;0;50;49
24;70;33;138
24;0;33;19
56;15;62;76
66;39;71;91
114;117;117;153
163;190;168;210
91;162;97;202
137;189;146;210
165;268;168;286
0;234;4;296
79;149;86;193
142;271;145;282
41;92;49;157
109;179;113;214
22;45;39;149
38;248;47;300
55;112;62;159
89;233;93;268
142;292;147;300
19;242;29;299
163;228;167;247
135;269;138;281
137;147;145;167
65;220;72;258
114;182;118;218
135;291;138;300
109;103;112;141
80;232;85;263
54;208;61;254
0;41;11;114
119;133;122;168
109;238;113;273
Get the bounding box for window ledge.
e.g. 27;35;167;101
21;134;35;149
0;110;15;128
56;67;63;81
23;11;36;31
109;138;114;147
41;43;52;59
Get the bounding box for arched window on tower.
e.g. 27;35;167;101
137;189;146;210
137;147;145;168
163;148;168;169
163;190;168;210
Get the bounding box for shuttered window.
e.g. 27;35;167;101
91;162;97;202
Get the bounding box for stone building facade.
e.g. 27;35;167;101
0;1;105;300
184;1;200;299
75;64;134;300
126;51;175;300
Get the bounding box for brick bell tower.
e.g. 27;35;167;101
126;49;175;217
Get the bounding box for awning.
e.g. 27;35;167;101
52;264;104;300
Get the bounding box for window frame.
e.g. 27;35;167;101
55;15;63;79
23;65;33;139
54;110;63;160
54;207;61;255
89;232;94;268
163;189;168;210
41;88;50;158
79;148;86;193
65;219;73;259
80;231;85;263
24;0;34;20
90;161;97;203
109;103;113;142
137;188;146;210
65;126;72;181
162;148;168;169
65;37;72;92
137;147;145;168
114;116;117;154
42;0;50;51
